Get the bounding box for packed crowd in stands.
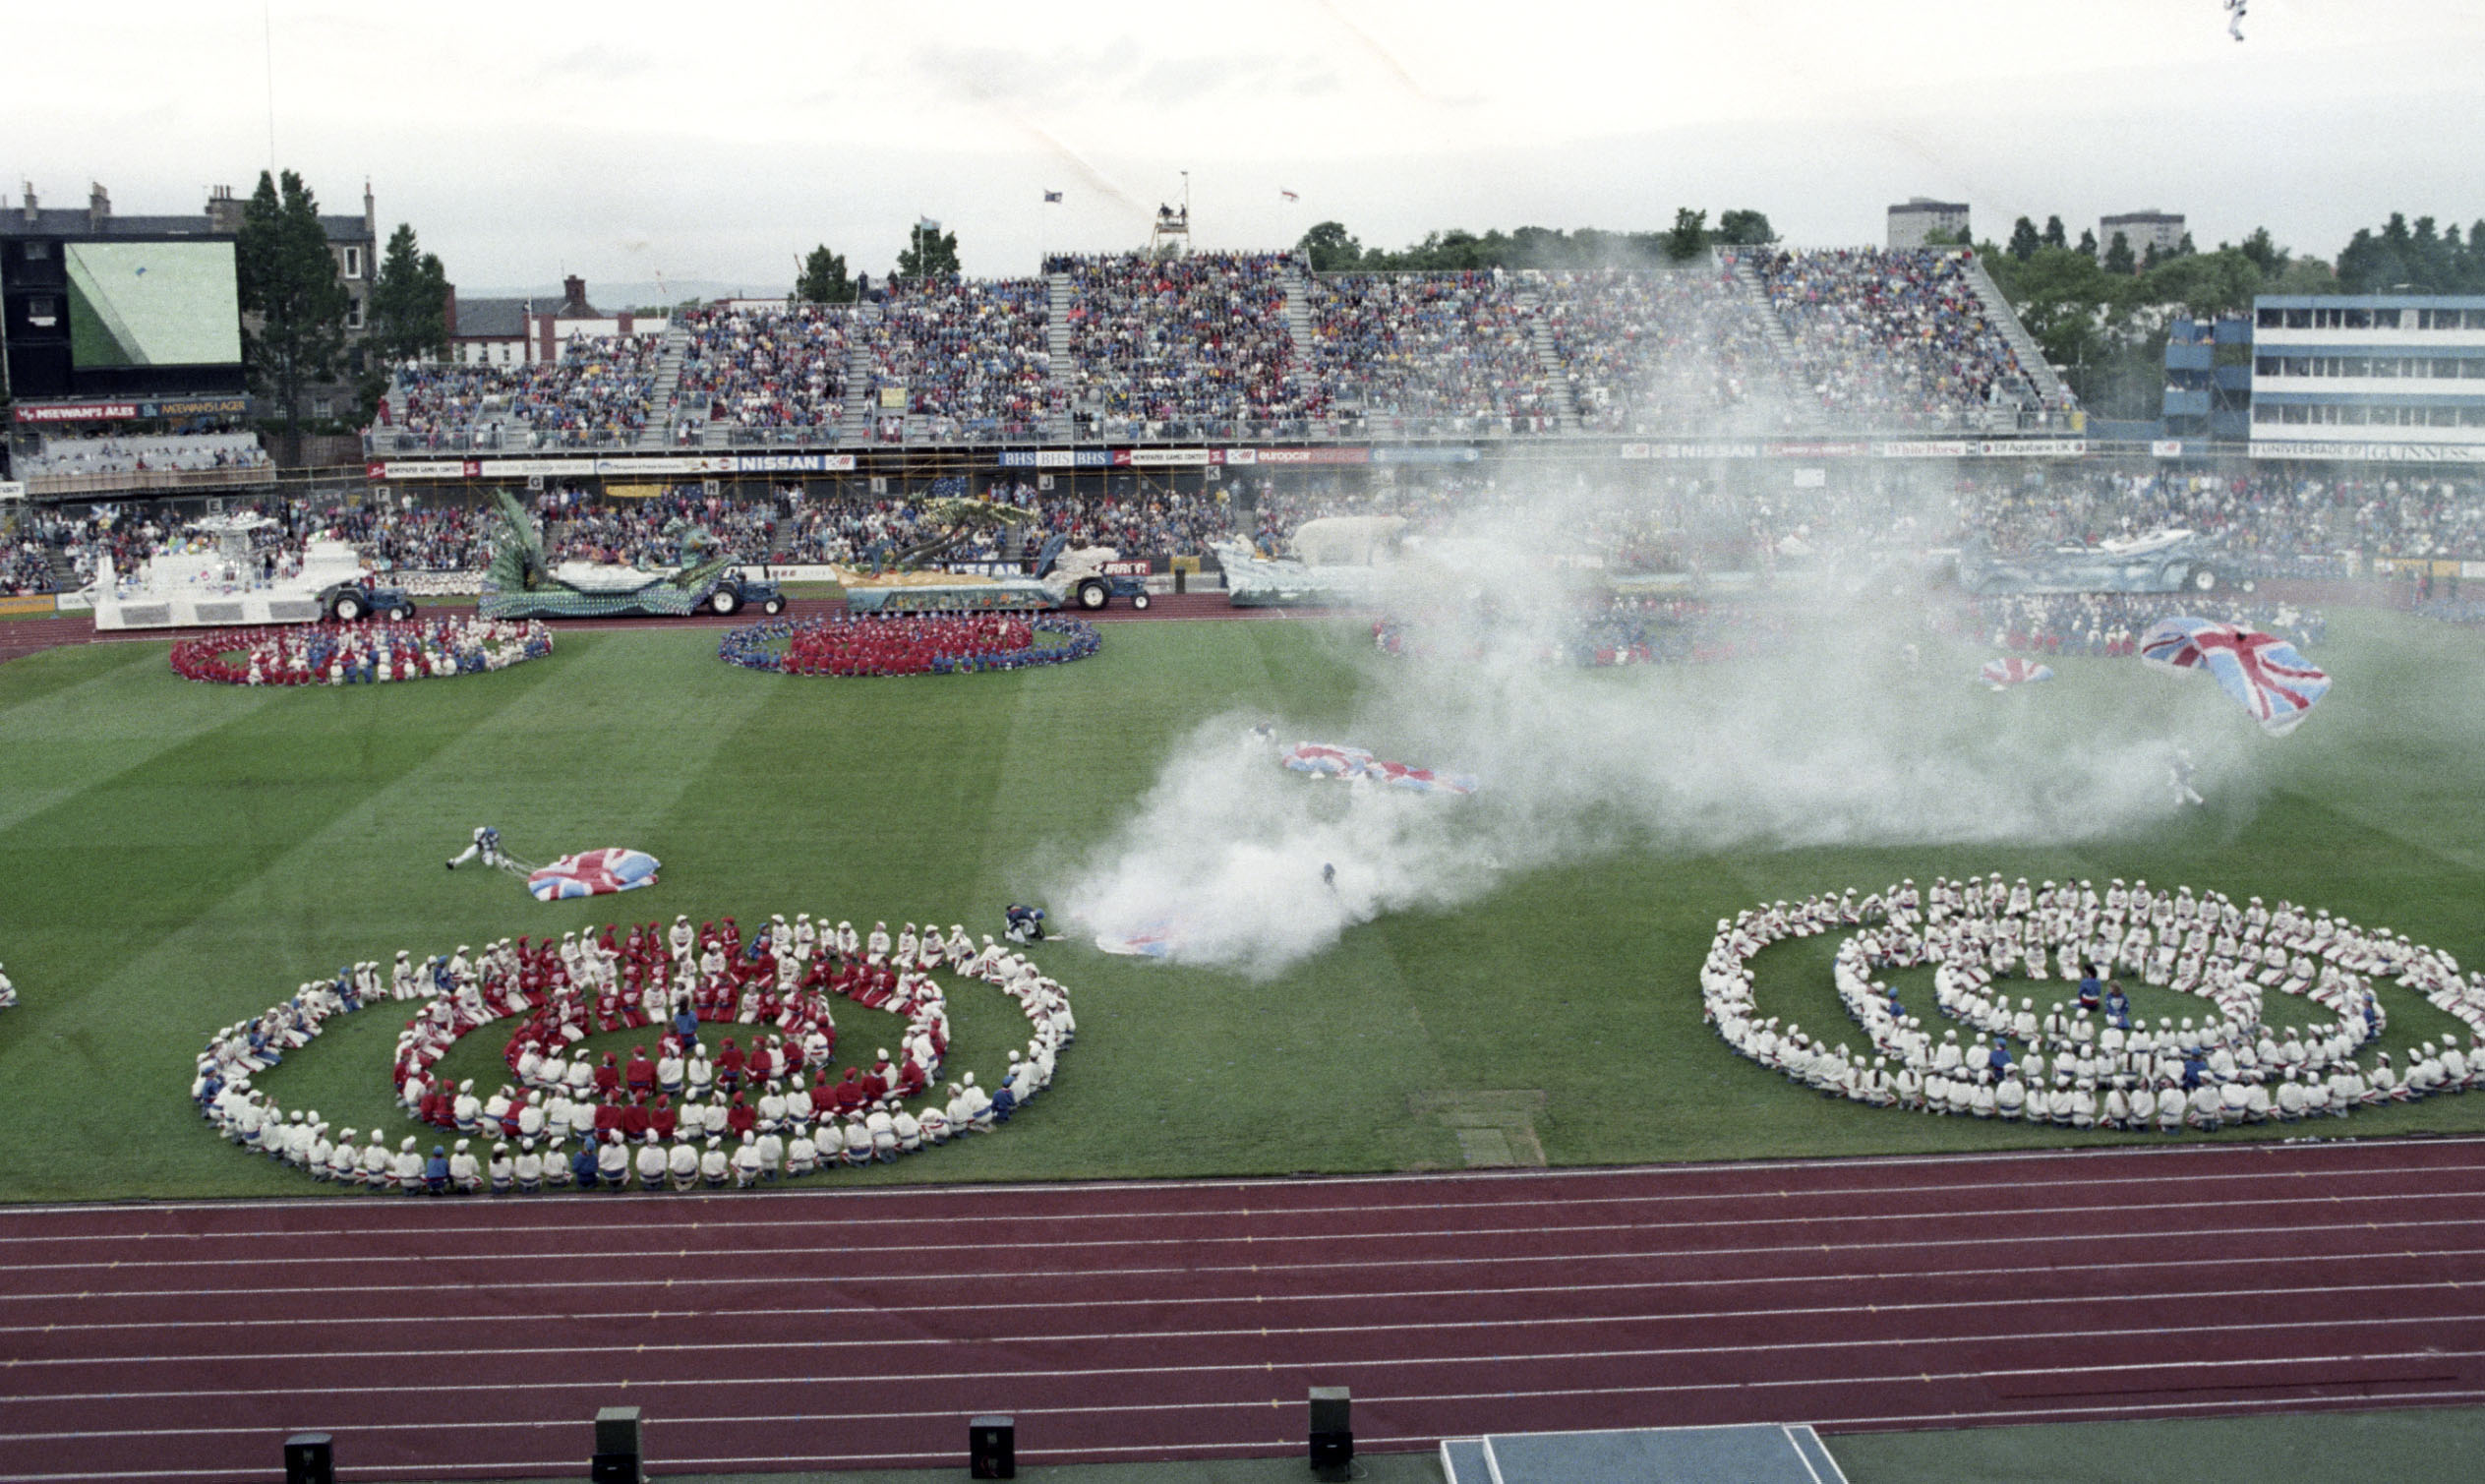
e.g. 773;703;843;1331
1704;877;2485;1131
1050;252;1319;431
1307;271;1551;434
674;305;849;436
1952;593;2326;657
862;279;1058;440
1736;249;2037;430
1542;268;1806;436
168;618;554;685
391;334;662;445
720;614;1099;676
13;461;2485;600
12;432;270;479
194;910;1074;1192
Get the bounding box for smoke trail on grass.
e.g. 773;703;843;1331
1054;472;2255;977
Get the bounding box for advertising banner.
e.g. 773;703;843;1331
2250;440;2485;464
996;449;1113;469
371;459;480;480
734;453;858;473
146;395;253;419
1126;447;1213;467
16;401;140;423
1372;446;1480;464
590;456;735;476
1250;446;1371;465
602;483;668;500
476;457;598;477
0;481;24;502
1222;447;1258;466
2152;440;2186;458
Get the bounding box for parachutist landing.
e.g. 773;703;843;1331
1322;862;1337;892
2169;748;2205;809
447;826;505;871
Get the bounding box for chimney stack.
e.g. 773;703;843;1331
206;184;242;234
562;274;587;313
18;182;33;225
89;182;110;231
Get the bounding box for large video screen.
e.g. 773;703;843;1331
64;241;243;368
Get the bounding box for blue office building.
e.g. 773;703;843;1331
2249;294;2485;461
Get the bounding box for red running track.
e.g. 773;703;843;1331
3;1139;2483;1481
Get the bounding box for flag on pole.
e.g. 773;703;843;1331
1042;190;1063;204
916;216;941;232
1279;189;1300;203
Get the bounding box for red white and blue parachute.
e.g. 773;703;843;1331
1095;920;1184;958
1281;742;1477;796
526;849;661;902
2139;617;2331;736
1980;657;2054;688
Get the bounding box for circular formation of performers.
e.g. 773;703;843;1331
1704;876;2485;1131
170;618;554;686
191;910;1074;1193
719;614;1101;677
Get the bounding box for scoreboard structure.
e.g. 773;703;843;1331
2;199;248;405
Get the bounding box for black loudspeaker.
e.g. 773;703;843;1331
970;1414;1017;1479
594;1406;641;1457
592;1405;641;1483
1309;1386;1353;1478
281;1434;334;1484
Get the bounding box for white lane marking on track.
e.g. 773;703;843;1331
12;1159;2485;1247
9;1257;2480;1336
14;1134;2484;1219
6;1347;2479;1433
6;1215;2482;1304
6;1195;2482;1277
5;1322;2479;1398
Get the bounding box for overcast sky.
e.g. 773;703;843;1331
6;0;2483;294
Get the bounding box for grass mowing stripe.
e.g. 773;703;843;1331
0;643;289;835
5;616;2485;1204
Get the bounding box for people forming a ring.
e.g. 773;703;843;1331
171;617;554;685
193;911;1073;1193
719;614;1099;677
1705;875;2485;1131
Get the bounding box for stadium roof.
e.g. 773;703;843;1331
0;208;369;244
447;296;531;338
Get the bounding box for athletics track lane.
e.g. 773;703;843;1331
2;1139;2481;1481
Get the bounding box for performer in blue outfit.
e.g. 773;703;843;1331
446;826;505;871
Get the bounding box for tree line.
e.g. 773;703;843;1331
236;173;2485;441
1977;210;2485;417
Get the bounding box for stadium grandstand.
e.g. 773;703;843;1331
358;246;2074;454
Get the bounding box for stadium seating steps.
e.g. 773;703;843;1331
377;249;2064;442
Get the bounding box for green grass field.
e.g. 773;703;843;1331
2;611;2483;1204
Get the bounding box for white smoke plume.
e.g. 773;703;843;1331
1055;472;2254;977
